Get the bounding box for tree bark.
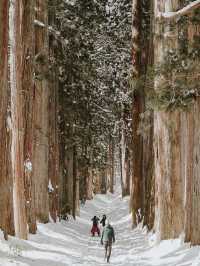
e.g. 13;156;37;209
131;0;154;228
108;139;115;194
121;125;130;197
48;0;60;222
22;0;37;234
48;74;59;222
33;0;49;223
0;0;15;238
158;0;200;20
154;0;184;240
183;20;200;245
9;0;30;239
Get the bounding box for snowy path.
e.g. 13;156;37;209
1;188;200;265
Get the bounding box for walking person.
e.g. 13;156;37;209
100;214;107;227
101;220;115;263
91;215;100;236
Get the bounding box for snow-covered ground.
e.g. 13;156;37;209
1;185;200;265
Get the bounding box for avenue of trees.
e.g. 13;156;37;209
0;0;200;246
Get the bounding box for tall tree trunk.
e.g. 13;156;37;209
22;0;37;234
120;125;130;197
87;166;93;200
48;0;60;222
131;0;144;226
184;18;200;245
142;0;154;230
182;106;200;245
72;145;77;218
131;0;154;228
154;0;184;240
9;0;28;239
142;112;154;229
108;139;115;194
33;0;49;223
0;0;15;238
131;0;145;226
100;169;107;194
131;91;144;225
62;146;78;217
48;74;59;222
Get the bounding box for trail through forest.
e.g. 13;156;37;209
0;178;200;266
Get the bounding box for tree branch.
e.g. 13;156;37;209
158;0;200;20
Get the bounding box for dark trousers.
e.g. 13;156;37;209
104;241;112;262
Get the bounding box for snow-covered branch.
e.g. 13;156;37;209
92;103;112;114
34;19;45;27
158;0;200;20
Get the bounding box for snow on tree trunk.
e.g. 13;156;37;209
0;0;15;238
9;0;28;239
33;0;49;223
22;0;37;234
48;1;60;222
154;0;184;240
48;73;59;222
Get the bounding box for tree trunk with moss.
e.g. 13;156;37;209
154;0;184;240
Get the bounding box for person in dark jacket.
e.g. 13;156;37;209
91;216;100;236
101;220;115;263
100;214;107;227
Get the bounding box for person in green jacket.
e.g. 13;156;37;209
101;220;115;263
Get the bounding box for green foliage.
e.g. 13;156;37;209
55;0;108;169
130;36;200;112
53;0;132;170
